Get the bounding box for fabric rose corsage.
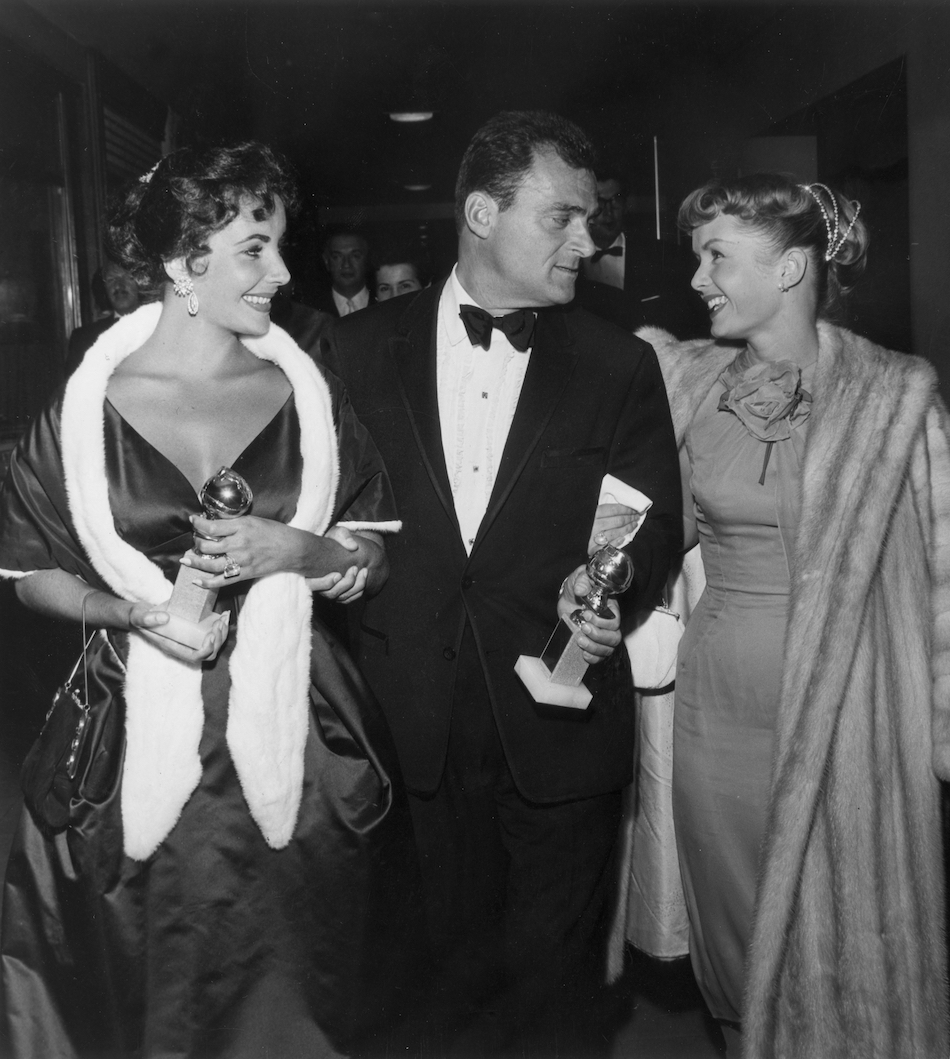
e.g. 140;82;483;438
718;357;812;483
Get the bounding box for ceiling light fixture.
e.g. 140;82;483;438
404;183;432;192
389;111;434;123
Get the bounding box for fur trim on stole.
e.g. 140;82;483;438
62;303;338;860
640;323;950;1057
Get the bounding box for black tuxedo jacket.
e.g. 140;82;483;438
324;281;681;802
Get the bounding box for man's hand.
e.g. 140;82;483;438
587;502;645;555
556;565;622;665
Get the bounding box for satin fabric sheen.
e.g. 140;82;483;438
672;368;810;1023
0;384;422;1057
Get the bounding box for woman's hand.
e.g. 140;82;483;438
129;601;230;663
587;502;644;555
556;565;622;665
184;515;388;599
183;514;308;589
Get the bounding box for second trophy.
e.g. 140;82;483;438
515;542;634;710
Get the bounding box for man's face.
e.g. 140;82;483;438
589;178;625;249
102;262;139;315
323;235;368;297
481;150;597;309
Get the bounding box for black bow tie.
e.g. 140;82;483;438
459;305;536;352
590;245;623;264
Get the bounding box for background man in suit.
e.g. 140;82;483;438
575;166;707;337
325;111;681;1056
64;258;140;376
311;229;373;317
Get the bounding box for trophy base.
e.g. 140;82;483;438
153;611;223;650
515;656;592;710
152;556;220;649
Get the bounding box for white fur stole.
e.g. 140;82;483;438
63;303;339;859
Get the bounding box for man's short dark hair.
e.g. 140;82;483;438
593;163;628;195
321;228;369;255
454;110;596;230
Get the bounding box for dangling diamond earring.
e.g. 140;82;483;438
173;275;199;316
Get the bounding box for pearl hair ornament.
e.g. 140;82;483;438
799;183;862;262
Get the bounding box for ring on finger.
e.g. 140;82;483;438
222;554;241;580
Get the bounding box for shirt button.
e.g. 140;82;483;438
461;575;473;590
443;647;456;661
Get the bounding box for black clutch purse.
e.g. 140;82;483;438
21;629;97;836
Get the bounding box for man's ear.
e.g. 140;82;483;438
463;191;497;241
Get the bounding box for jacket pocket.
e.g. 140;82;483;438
540;446;606;469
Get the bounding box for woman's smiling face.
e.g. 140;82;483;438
690;212;786;344
189;197;290;336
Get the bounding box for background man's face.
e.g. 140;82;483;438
323;235;368;296
102;262;139;315
481;150;596;308
589;178;625;249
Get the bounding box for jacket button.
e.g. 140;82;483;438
461;575;473;590
443;647;456;661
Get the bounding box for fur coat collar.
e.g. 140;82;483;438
62;303;338;860
642;323;950;1057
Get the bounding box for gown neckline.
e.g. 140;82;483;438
104;393;295;501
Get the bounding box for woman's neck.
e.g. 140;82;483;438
744;314;820;369
120;296;249;379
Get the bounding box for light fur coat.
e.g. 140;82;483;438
640;322;950;1058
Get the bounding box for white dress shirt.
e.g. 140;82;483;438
332;286;370;316
582;232;625;290
437;267;532;553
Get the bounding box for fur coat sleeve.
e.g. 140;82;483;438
639;322;950;1058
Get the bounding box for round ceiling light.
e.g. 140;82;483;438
389;112;434;123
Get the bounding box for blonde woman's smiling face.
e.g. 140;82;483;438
690;213;785;344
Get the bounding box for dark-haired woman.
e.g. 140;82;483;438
0;143;421;1057
626;175;950;1057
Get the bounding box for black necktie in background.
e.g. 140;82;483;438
459;305;536;352
589;245;623;265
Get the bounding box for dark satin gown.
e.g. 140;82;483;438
0;380;423;1058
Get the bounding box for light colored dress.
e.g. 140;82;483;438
672;354;813;1023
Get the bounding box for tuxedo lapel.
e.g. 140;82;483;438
472;308;579;553
388;283;460;537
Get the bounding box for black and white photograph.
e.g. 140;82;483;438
0;1;948;1056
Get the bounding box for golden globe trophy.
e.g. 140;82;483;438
155;467;253;649
515;542;634;710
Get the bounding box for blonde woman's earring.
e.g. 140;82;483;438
173;276;199;316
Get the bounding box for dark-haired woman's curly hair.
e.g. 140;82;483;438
107;142;299;302
678;172;869;321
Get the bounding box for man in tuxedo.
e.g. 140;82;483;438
64;259;141;376
575;167;707;337
325;111;680;1056
310;229;374;317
